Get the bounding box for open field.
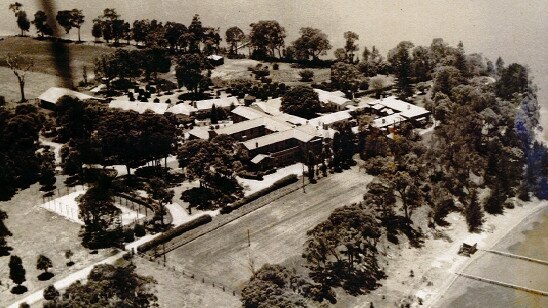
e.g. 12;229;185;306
0;177;111;307
132;257;240;308
0;36;115;102
0;36;113;77
165;166;373;291
211;58;331;86
0;67;61;102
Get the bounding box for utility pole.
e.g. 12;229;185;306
163;243;166;266
302;162;306;193
247;229;251;247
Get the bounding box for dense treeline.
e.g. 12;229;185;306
0;104;45;199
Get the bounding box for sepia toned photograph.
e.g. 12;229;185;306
0;1;546;307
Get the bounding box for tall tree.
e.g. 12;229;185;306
91;19;102;42
5;54;34;102
132;19;150;46
0;210;12;255
225;26;245;55
249;20;286;59
55;10;74;37
465;188;483;231
343;31;359;63
332;122;356;171
9;255;26;289
188;14;203;52
36;254;53;274
71;9;85;42
330;62;360;96
292;27;332;61
78;177;122;248
9;3;30;36
32;10;53;37
389;41;414;99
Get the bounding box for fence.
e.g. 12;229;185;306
41;183;89;204
134;251;240;298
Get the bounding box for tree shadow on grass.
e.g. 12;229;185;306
383;215;425;248
38;272;55;281
11;285;28;294
0;247;13;257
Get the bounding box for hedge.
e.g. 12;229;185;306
221;174;298;214
137;214;212;253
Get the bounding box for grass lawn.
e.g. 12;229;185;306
0;177;112;307
211;58;331;86
0;36;114;78
0;36;115;102
164;166;373;291
0;67;61;102
130;257;240;308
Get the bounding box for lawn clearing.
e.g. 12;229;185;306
0;67;61;102
0;178;111;307
211;58;331;85
0;36;113;78
132;257;241;308
164;166;373;291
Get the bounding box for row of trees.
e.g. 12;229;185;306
9;2;85;41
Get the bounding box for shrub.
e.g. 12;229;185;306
153;98;160;103
123;228;135;243
137;215;212;253
273;63;279;70
0;95;5;106
299;69;314;82
238;171;264;180
134;223;146;237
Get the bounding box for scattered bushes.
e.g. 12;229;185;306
137;214;212;253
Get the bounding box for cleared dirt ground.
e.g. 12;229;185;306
165;167;373;291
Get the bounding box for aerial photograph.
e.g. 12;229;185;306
0;1;546;307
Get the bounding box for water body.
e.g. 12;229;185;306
0;1;546;135
437;206;548;308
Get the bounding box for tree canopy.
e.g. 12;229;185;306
249;20;286;59
292;27;332;61
280;86;321;119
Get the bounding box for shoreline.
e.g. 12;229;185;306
423;200;548;307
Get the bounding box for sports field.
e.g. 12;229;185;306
165;167;373;290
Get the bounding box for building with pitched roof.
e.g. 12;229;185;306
108;100;169;114
38;87;99;109
314;89;354;110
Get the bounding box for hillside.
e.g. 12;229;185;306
0;36;113;80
